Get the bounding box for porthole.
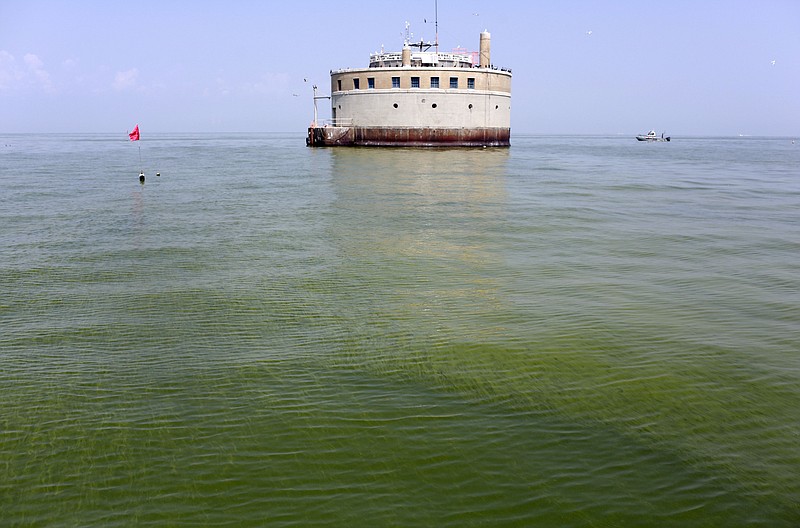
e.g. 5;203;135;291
468;104;473;109
393;103;398;108
431;103;437;109
495;105;499;109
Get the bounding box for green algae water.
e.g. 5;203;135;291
1;133;798;526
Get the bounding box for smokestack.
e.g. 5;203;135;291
479;31;491;68
402;43;411;67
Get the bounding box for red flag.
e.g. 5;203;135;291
128;124;140;141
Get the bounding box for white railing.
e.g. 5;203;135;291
318;118;354;127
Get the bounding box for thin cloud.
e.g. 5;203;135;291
242;72;291;96
0;50;23;89
0;51;54;92
113;68;139;91
24;53;53;91
23;53;44;70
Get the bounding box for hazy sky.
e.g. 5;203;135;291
1;0;798;135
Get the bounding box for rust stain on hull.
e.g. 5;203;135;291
307;127;510;147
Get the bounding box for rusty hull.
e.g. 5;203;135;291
306;126;510;147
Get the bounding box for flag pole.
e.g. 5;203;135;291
129;124;144;180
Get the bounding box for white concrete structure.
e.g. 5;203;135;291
308;31;512;147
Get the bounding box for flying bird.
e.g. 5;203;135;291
586;30;593;36
770;59;776;66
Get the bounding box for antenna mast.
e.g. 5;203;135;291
435;0;439;53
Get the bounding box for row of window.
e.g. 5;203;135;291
341;77;476;91
338;102;501;111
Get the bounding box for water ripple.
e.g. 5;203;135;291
1;134;799;525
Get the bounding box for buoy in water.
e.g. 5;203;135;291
139;172;145;184
156;172;161;177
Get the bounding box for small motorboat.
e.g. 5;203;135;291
636;130;670;142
